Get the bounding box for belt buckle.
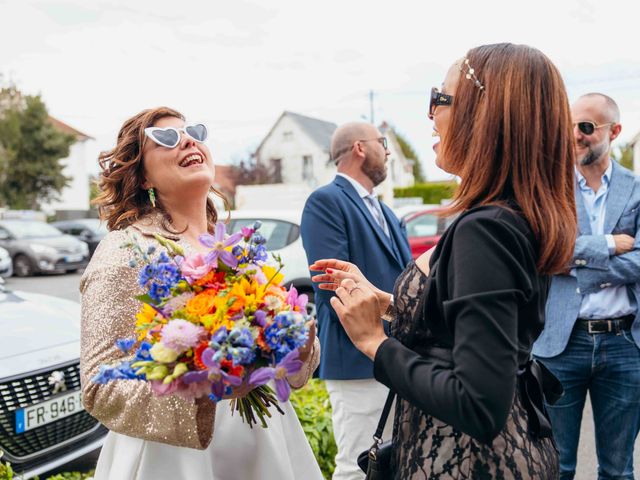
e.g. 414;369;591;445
587;321;601;334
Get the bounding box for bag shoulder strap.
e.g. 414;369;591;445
371;280;431;442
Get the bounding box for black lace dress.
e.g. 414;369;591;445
381;207;560;480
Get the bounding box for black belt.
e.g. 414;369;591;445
576;314;634;334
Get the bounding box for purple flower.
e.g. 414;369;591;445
199;222;243;269
286;286;308;312
249;350;303;402
253;310;267;327
182;347;243;402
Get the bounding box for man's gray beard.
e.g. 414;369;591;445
363;156;387;187
579;143;607;166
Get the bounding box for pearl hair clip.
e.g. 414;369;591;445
460;58;485;91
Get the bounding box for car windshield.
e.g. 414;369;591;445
79;219;108;235
229;218;298;251
0;220;63;239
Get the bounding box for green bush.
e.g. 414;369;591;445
394;181;457;205
0;452;14;480
290;379;336;479
43;472;94;480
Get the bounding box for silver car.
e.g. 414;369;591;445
0;247;11;278
0;220;89;277
0;280;107;478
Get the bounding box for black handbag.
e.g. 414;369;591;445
357;390;395;479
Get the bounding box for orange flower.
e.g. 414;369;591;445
186;291;217;316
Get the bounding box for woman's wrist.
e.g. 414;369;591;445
359;334;388;361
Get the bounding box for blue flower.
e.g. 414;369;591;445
115;338;136;353
264;312;309;362
91;360;140;384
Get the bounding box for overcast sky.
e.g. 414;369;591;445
2;0;639;181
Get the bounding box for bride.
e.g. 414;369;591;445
80;107;323;479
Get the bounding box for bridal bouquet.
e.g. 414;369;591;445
92;221;311;428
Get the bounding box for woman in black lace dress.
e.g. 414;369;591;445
311;43;577;479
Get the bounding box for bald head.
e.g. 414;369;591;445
331;122;379;163
576;93;620;123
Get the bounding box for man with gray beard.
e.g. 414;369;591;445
301;122;411;479
534;93;640;479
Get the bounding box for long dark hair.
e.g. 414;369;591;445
441;43;576;274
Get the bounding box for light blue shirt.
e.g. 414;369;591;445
575;163;636;319
336;173;389;236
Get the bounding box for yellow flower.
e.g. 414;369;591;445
262;265;284;286
135;304;162;341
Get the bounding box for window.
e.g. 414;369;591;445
302;155;313;181
270;158;282;183
406;213;438;237
228;219;299;251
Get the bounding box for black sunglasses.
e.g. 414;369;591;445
574;121;615;136
429;87;453;120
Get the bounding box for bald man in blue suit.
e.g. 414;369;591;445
301;122;411;480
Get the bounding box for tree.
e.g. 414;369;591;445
394;130;425;183
230;157;280;185
0;85;74;209
612;142;634;171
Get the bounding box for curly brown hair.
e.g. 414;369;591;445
93;107;228;232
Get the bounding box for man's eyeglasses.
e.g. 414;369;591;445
429;87;453;120
573;121;615;136
359;137;388;150
144;123;208;148
332;137;388;163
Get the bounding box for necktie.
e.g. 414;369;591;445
365;195;389;237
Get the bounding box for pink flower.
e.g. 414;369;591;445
150;380;180;396
286;286;308;312
180;253;212;283
160;319;206;353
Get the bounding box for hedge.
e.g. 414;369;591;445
290;379;337;479
394;181;457;205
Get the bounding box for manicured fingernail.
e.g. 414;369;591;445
327;268;333;273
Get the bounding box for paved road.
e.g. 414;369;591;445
5;272;640;478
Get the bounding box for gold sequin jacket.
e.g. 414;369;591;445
79;214;320;450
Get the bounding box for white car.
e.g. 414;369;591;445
0;247;11;278
0;281;106;478
227;210;315;318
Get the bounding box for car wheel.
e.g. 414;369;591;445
13;254;34;277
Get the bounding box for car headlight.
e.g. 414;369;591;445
0;250;8;260
30;244;58;256
78;242;89;254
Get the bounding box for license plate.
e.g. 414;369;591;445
64;254;83;263
15;390;83;434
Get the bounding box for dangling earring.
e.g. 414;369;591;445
148;187;156;208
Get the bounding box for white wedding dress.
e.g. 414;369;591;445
94;398;324;480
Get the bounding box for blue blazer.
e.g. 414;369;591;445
301;176;412;380
533;161;640;358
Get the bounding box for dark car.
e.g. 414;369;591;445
51;219;108;257
0;220;89;277
404;207;454;259
0;280;107;478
